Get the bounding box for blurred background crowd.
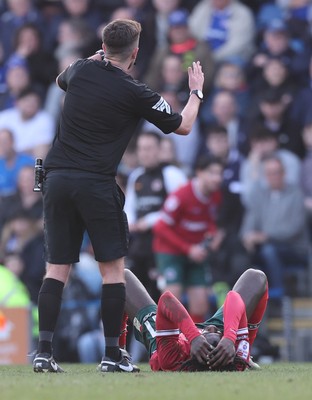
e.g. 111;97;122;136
1;0;312;364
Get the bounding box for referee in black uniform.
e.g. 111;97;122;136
33;19;205;373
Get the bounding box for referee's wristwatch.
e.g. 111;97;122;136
96;49;105;60
190;89;204;102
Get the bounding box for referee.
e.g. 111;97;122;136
33;19;205;373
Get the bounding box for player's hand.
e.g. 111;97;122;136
206;337;235;369
188;61;204;92
188;244;208;263
190;335;213;364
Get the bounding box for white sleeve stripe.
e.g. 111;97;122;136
156;329;180;337
237;328;248;335
248;322;260;330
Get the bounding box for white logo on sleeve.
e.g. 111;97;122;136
152;97;172;114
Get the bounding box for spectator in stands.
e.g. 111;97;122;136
159;136;180;167
0;86;55;158
47;0;102;53
153;155;225;322
144;8;215;94
111;0;157;80
258;1;312;55
250;56;297;105
62;0;102;25
125;130;187;301
1;250;39;343
240;155;310;299
0;261;30;307
188;0;255;64
7;22;57;92
247;18;310;91
3;252;25;280
0;210;41;263
246;88;305;158
0;128;34;197
0;57;31;111
0;164;43;235
54;17;98;61
151;54;190;104
284;0;312;52
240;126;301;208
300;122;312;238
290;54;312;129
116;136;138;192
0;0;45;62
197;124;247;284
0;213;45;306
44;50;82;123
199;125;243;216
0;163;45;304
151;0;182;49
143;88;202;175
200;60;249;123
0;42;6;93
200;90;249;156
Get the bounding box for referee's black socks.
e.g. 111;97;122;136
101;283;126;361
37;278;64;354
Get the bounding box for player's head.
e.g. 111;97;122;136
179;326;222;372
194;155;224;195
102;19;141;66
202;325;222;348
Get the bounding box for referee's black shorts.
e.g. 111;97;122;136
43;170;129;264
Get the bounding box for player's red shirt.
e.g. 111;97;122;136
153;179;222;255
148;291;250;372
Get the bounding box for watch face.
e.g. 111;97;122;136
197;90;203;99
191;90;203;100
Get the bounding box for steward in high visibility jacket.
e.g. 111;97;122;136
0;264;30;307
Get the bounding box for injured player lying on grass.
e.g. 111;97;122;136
122;267;268;372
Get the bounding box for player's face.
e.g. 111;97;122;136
137;135;160;168
197;164;223;194
202;325;222;348
203;325;221;334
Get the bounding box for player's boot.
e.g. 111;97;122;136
98;348;140;373
33;353;65;373
248;356;261;370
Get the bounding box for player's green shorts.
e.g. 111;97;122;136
156;253;212;287
132;304;157;357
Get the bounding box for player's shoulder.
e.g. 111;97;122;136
162;164;185;176
166;180;191;203
176;180;192;196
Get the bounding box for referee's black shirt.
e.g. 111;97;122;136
44;58;182;175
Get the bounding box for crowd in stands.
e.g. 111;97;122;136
1;0;312;363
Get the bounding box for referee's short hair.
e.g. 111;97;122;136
102;19;142;60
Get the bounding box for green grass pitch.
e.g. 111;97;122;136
1;363;312;400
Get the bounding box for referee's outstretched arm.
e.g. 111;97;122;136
175;61;205;136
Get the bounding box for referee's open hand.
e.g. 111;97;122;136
188;61;204;92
